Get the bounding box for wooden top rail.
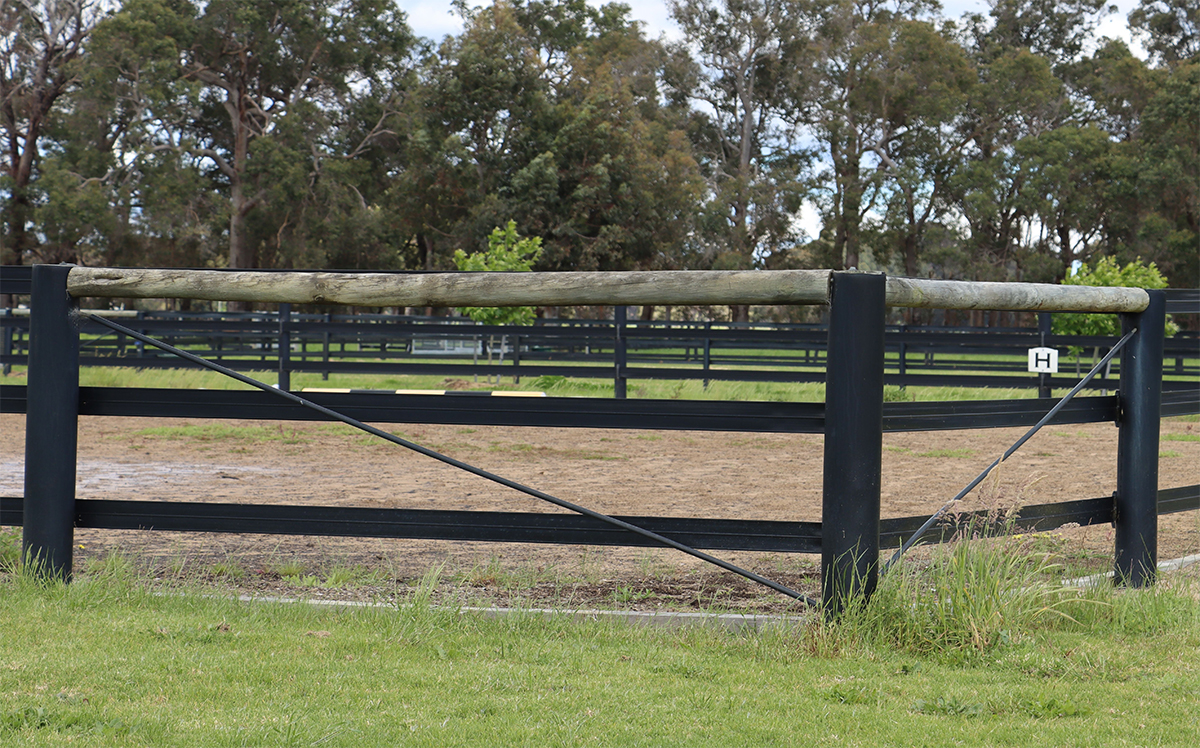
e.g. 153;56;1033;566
65;267;1151;313
884;277;1149;313
66;268;833;308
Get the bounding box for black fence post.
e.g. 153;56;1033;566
1;307;12;376
1037;312;1052;398
822;271;886;614
278;302;291;391
135;310;145;359
23;265;80;580
614;305;627;399
322;311;332;380
1114;289;1165;587
512;333;521;385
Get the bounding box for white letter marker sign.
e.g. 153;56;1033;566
1028;346;1059;374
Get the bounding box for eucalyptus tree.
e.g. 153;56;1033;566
948;48;1066;279
27;0;217;273
666;0;814;282
1034;40;1155;275
1129;0;1199;66
0;0;102;265
393;0;701;274
811;3;974;276
946;0;1112;281
990;25;1196;287
1133;60;1198;287
803;0;968;273
1066;38;1158;142
391;0;553;270
530;21;703;272
1015;124;1123;277
964;0;1110;71
89;0;416;276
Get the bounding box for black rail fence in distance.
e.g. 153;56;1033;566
3;265;1199;611
2;293;1197;396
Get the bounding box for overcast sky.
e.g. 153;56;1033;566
395;1;1143;52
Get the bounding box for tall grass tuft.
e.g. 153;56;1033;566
859;528;1073;654
816;528;1199;659
1055;573;1200;637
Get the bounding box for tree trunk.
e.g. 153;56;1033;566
417;233;435;315
417;232;434;270
229;189;254;270
901;232;919;278
224;77;258;311
4;53;49;264
227;182;255;312
3;189;33;265
1057;224;1074;277
836;169;863;270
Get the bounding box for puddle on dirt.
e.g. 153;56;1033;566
0;459;274;494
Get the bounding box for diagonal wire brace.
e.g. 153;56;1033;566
83;312;819;607
883;327;1138;572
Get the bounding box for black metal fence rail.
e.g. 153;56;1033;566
4;385;1197;432
3;486;1198;554
3;384;1197;553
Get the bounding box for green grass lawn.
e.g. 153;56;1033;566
1;554;1198;748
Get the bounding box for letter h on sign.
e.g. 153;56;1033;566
1028;346;1059;374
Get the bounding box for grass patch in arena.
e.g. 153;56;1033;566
127;422;310;444
68;366;1049;403
914;448;976;458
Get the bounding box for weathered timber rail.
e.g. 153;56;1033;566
65;266;1151;312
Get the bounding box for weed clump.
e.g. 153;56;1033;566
0;527;20;573
809;463;1198;658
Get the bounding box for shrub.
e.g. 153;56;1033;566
1052;257;1178;339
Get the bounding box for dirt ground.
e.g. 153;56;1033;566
2;408;1198;611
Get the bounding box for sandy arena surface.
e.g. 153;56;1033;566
2;408;1198;610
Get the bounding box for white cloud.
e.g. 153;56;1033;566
395;0;682;42
396;1;467;42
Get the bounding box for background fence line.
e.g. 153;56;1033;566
3;306;1197;394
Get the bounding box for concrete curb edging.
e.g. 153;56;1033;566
227;593;807;632
1061;553;1200;588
